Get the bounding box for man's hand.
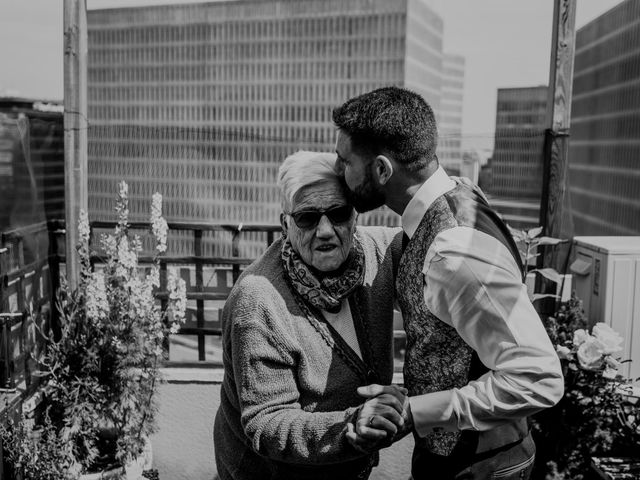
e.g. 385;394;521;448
346;384;413;453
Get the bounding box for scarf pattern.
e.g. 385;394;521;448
281;235;365;314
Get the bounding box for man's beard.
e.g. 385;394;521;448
344;168;386;213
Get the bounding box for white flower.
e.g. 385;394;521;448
85;272;108;320
117;237;137;271
605;356;622;370
118;180;129;198
167;269;187;323
150;192;168;254
602;367;618;380
78;209;90;245
592;322;624;355
572;329;589;347
577;336;606;370
170;323;180;335
556;345;572;360
147;266;160;288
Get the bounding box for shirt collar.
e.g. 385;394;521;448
401;166;456;239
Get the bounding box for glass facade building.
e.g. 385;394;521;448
439;54;465;176
487;86;547;228
569;0;640;235
87;0;452;228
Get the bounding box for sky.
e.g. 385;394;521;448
0;0;625;143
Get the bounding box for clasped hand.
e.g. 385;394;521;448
346;384;413;453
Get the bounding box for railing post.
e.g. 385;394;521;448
194;229;205;361
232;226;241;284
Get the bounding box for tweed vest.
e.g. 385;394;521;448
396;183;528;457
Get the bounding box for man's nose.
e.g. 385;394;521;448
315;215;335;237
334;158;345;176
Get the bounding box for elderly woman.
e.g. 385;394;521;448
213;151;403;480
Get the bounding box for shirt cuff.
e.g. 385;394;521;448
409;390;458;438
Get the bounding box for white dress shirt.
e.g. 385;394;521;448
401;167;563;437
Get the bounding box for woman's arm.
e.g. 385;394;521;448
230;301;365;465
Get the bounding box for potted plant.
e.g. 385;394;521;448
507;225;640;478
531;297;640;479
0;182;186;479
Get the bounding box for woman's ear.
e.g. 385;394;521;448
374;155;394;185
280;213;289;237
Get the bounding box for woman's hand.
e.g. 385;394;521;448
346;384;413;453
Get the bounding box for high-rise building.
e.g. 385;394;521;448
569;0;640;235
439;54;464;176
87;0;449;230
488;86;547;228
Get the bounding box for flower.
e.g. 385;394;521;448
576;336;606;370
572;328;589;346
556;345;572;360
592;322;624;355
533;297;640;480
34;181;187;472
151;192;168;254
167;269;187;333
78;209;90;245
85;272;108;320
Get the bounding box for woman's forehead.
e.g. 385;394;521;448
292;181;346;210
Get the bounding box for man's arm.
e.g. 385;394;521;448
408;226;564;435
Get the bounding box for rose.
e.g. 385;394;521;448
572;329;589;346
592;322;624;355
556;345;572;360
576;336;606;370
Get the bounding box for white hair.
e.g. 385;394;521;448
277;150;340;212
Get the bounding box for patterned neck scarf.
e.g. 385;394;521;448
281;235;365;314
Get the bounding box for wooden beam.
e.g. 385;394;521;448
540;0;577;271
63;0;88;289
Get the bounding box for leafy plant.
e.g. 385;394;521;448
2;182;187;476
0;411;78;480
508;225;567;302
531;297;640;480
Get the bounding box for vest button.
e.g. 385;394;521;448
366;370;377;382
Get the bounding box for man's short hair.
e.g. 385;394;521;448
277;150;340;212
332;86;438;171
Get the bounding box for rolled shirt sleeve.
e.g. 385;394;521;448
408;227;564;437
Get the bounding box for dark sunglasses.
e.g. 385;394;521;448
289;205;354;229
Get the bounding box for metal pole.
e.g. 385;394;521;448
63;0;88;289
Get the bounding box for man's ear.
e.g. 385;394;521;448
280;212;289;237
374;155;394;185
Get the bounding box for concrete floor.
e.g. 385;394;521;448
151;370;413;480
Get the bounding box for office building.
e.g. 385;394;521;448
439;54;464;176
488;86;547;228
87;0;448;231
569;0;640;235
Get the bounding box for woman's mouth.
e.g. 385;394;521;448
315;244;337;252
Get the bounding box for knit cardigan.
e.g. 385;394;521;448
214;226;402;480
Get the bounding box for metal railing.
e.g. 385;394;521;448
1;220;407;387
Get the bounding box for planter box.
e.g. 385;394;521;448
591;457;640;479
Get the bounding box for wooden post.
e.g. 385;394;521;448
63;0;88;289
540;0;577;271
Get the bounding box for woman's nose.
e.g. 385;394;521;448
315;215;335;237
334;158;345;176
